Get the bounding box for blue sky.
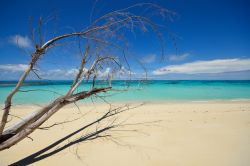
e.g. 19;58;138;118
0;0;250;80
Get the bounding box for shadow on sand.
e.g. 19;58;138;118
9;104;141;166
9;114;113;166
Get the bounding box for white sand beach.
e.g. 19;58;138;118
1;101;250;166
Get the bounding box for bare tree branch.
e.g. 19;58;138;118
0;3;171;151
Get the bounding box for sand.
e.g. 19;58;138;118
0;101;250;166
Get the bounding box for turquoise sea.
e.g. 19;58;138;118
0;80;250;105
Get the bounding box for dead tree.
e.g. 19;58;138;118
0;3;173;151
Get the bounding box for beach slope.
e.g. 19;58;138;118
1;101;250;166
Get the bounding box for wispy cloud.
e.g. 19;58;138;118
41;68;88;79
0;64;133;80
169;53;189;61
8;35;33;48
96;67;136;79
0;64;28;72
40;67;134;80
0;64;88;80
153;58;250;75
139;54;156;64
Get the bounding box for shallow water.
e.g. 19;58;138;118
0;80;250;104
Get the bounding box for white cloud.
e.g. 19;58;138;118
139;54;156;64
9;35;32;48
169;53;189;61
0;64;135;80
117;66;135;76
0;64;28;72
153;58;250;75
65;69;79;77
96;67;111;78
42;68;88;79
95;66;136;80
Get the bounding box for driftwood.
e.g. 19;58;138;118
0;3;172;151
